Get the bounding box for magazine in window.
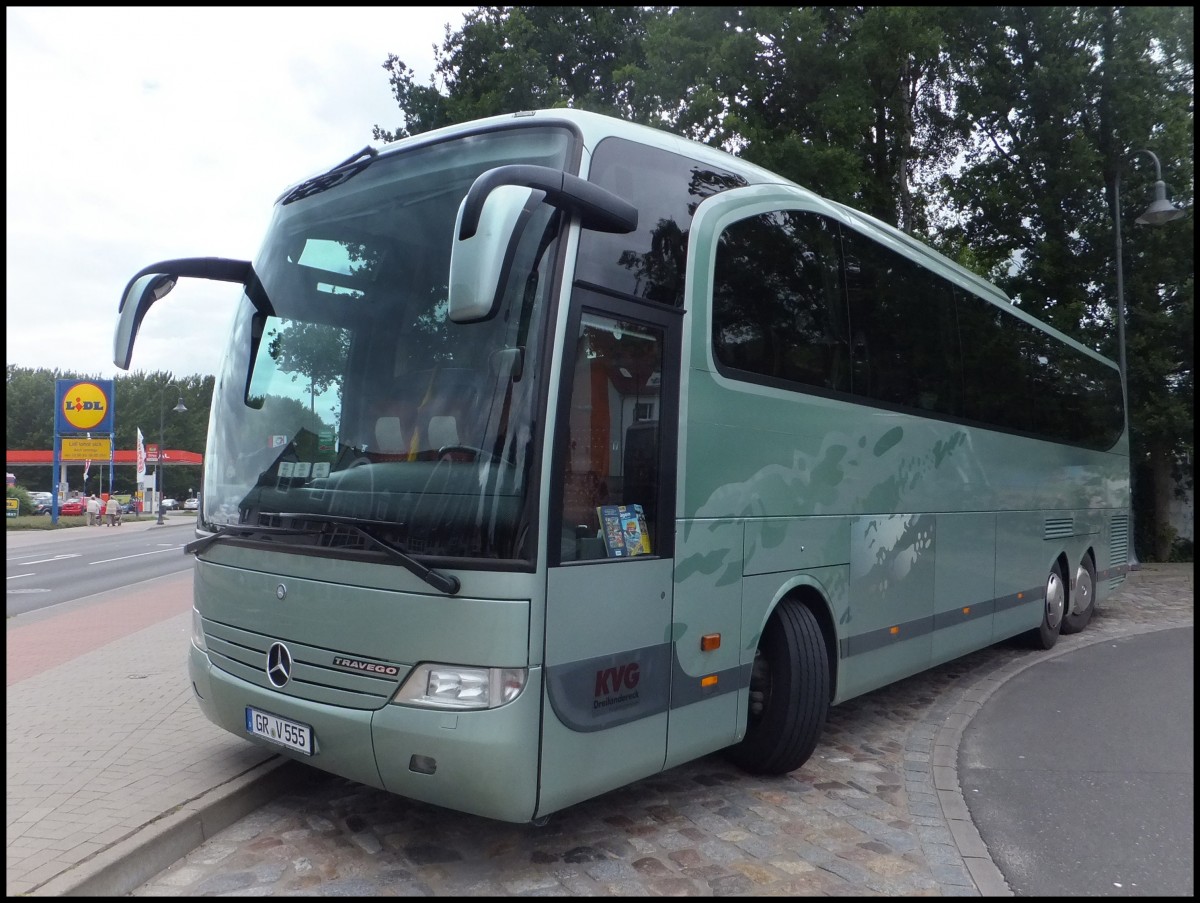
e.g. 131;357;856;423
596;503;651;557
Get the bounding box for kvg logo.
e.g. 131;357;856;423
594;662;640;697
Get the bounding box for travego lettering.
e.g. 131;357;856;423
331;656;400;676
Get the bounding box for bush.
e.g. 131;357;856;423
1169;537;1194;563
6;513;87;530
6;486;34;516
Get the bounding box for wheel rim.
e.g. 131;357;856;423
1045;570;1065;630
1073;564;1094;618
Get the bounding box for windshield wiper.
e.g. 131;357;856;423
184;523;315;556
279;146;378;205
277;512;461;596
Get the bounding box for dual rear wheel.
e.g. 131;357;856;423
1027;555;1097;649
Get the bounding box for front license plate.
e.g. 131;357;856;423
246;706;313;755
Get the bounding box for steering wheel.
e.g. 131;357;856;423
437;444;495;463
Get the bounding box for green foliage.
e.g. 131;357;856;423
6;513;87;531
1169;536;1194;563
7;485;34;516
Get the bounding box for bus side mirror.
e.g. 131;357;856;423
447;185;541;324
113;257;256;370
114;273;177;371
447;164;638;324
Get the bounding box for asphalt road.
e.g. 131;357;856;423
5;518;195;617
960;626;1194;897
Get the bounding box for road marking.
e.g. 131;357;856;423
7;573;35;580
15;554;80;566
91;546;185;564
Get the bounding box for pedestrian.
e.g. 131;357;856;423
105;494;120;527
87;494;101;527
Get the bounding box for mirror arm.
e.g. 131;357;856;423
458;165;637;240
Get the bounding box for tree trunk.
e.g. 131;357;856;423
1148;443;1176;561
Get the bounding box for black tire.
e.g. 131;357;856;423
1024;561;1066;650
1061;556;1097;634
725;600;830;775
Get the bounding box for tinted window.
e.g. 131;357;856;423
713;211;849;392
711;208;1123;450
576;137;747;306
841;229;962;416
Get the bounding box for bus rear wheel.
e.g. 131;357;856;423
1061;556;1096;634
725;599;829;775
1025;561;1065;649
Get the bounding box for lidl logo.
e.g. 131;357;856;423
61;382;110;431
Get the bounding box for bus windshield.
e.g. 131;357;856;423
201;125;573;562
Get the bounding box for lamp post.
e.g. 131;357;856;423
156;384;188;525
1113;148;1185;568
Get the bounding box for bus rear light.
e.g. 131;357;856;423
392;664;527;710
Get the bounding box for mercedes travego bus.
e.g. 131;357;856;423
114;108;1130;823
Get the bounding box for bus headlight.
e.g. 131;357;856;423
191;608;208;653
392;664;527;710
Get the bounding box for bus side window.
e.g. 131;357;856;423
559;313;664;562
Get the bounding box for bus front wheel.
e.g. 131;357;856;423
725;599;829;775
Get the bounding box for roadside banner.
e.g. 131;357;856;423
136;428;146;482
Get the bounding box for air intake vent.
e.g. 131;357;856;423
1109;515;1130;588
1044;517;1074;540
1110;515;1129;565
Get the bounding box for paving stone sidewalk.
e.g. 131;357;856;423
6;522;287;897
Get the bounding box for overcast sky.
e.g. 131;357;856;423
6;6;471;380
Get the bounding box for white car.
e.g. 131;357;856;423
183;497;199;511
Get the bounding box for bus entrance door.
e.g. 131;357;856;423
537;305;678;818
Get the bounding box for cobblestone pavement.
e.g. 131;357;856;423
133;564;1193;897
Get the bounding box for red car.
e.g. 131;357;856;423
58;498;86;516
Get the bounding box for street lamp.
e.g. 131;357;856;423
1112;148;1185;568
156;384;188;525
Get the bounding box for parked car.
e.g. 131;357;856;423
58;498;86;516
30;492;54;515
120;499;140;515
183;497;199;511
160;498;180;511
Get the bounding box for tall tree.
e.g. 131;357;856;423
942;6;1193;560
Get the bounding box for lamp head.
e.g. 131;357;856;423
1135;181;1186;226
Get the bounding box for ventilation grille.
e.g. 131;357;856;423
202;618;405;711
1109;515;1130;587
1110;516;1129;565
1044;517;1075;540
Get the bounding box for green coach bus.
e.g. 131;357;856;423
114;108;1129;823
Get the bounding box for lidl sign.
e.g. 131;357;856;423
56;379;115;434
